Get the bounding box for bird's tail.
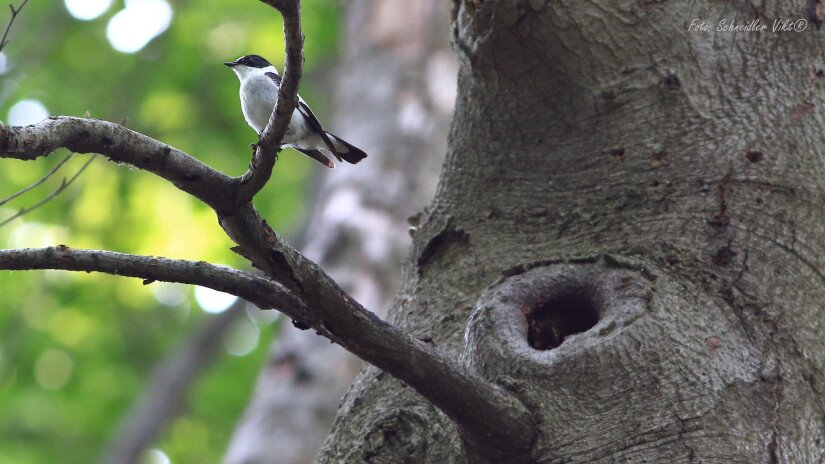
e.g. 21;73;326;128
326;132;367;164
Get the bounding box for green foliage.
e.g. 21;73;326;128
0;0;340;462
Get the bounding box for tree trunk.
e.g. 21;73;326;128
318;1;825;462
224;1;455;462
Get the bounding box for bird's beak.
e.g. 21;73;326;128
224;61;238;68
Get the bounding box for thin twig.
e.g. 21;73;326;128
0;152;74;208
0;154;95;227
0;0;29;53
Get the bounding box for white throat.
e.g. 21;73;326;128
232;64;278;83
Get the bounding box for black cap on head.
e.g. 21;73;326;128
225;54;272;68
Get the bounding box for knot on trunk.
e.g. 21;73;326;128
361;408;430;463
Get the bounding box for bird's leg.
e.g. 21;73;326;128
240;138;262;184
252;131;264;152
245;136;278;181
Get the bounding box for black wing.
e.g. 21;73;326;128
265;71;338;159
296;101;338;160
265;71;281;86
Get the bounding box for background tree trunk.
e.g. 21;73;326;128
317;1;825;462
224;1;455;462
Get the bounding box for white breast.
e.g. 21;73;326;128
238;72;309;144
239;74;278;134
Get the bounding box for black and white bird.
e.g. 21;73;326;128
225;54;367;168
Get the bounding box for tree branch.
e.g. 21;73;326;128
0;0;28;53
0;0;538;458
0;124;539;462
0;0;302;211
0;246;306;317
0;152;73;208
0;240;537;462
233;0;304;206
0;154;95;227
0;117;238;211
217;205;540;464
0;118;536;463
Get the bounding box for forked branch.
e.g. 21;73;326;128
0;152;73;208
0;0;29;53
0;154;95;227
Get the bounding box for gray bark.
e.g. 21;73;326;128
224;1;455;462
318;1;825;463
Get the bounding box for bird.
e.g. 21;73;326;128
225;54;367;168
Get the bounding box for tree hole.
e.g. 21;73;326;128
745;150;763;163
524;289;600;350
662;74;681;91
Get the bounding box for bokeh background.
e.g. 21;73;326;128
0;0;344;462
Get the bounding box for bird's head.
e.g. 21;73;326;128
224;54;276;79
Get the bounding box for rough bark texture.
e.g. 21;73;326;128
318;1;825;463
224;1;455;462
